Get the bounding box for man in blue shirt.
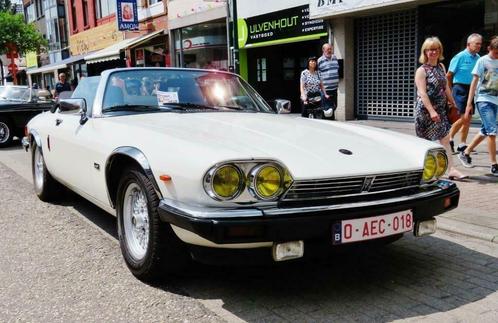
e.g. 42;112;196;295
318;43;340;120
458;36;498;176
447;33;482;153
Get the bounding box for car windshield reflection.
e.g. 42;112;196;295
102;69;274;114
0;86;32;102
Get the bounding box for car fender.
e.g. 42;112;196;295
105;146;162;208
29;129;43;153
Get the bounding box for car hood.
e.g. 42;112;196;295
102;112;440;179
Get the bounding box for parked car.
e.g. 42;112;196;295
23;68;459;281
0;85;54;147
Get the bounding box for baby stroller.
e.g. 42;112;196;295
303;95;324;119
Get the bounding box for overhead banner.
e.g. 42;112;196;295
309;0;417;18
238;5;327;48
117;0;139;31
26;52;38;68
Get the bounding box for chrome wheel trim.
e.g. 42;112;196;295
123;182;149;261
34;148;45;191
0;121;9;144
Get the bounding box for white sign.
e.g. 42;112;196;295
157;91;179;105
309;0;416;18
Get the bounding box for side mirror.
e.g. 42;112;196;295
59;98;88;125
274;99;291;114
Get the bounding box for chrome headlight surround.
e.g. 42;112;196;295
247;163;288;201
203;160;294;202
422;148;448;183
203;163;245;201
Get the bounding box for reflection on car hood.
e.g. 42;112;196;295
103;113;440;179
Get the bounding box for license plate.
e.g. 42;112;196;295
332;210;413;244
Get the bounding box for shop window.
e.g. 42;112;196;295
257;58;267;82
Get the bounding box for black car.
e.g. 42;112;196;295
0;86;54;147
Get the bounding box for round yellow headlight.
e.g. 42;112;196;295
255;165;282;199
423;154;437;181
435;152;448;177
212;165;243;199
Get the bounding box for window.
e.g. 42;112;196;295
25;4;36;23
95;0;117;19
35;0;44;18
83;0;89;26
71;0;77;31
257;58;267;82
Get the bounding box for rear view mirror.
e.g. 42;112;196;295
274;99;291;114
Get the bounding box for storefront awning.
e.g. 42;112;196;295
26;54;87;75
85;30;166;64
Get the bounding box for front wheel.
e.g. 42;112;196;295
116;168;188;282
32;141;61;201
0;117;14;148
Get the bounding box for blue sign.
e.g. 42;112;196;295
117;0;139;31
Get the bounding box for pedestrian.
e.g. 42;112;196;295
300;56;329;118
54;73;71;98
458;36;498;176
447;33;483;153
317;43;339;120
414;36;466;180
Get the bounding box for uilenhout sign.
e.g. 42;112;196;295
309;0;417;18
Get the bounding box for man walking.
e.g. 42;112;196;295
458;36;498;176
318;43;340;120
447;33;482;153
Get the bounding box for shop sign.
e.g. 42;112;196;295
26;51;38;68
238;5;327;48
309;0;417;18
69;23;122;56
117;0;139;31
175;35;227;51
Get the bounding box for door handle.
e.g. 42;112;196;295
55;119;63;126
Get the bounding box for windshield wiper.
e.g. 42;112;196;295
103;104;160;112
215;105;244;110
161;102;219;111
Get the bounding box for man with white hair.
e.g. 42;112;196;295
447;33;482;153
318;43;340;120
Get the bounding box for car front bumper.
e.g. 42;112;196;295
158;180;459;245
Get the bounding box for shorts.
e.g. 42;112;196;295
452;84;474;115
477;101;498;136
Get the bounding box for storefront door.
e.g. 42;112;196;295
248;40;323;113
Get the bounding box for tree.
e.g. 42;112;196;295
0;0;13;13
0;12;47;56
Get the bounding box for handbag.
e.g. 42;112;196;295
446;102;460;124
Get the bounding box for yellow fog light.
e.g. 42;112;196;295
212;165;243;199
435;152;448;177
423;154;437;182
253;165;282;200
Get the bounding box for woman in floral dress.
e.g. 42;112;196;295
414;37;466;179
300;57;329;117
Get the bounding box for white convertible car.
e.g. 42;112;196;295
24;68;459;281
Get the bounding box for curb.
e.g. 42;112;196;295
437;217;498;244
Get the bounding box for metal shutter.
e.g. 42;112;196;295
355;9;418;119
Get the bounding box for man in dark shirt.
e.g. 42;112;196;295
54;73;71;98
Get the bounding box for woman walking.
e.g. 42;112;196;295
414;37;467;180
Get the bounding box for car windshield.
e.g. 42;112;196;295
101;69;274;114
0;86;31;101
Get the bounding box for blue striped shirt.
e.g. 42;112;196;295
318;54;339;91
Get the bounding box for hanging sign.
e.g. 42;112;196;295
117;0;139;31
238;5;327;48
309;0;417;18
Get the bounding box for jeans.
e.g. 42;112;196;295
477;101;498;136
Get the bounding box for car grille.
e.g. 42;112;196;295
281;170;423;201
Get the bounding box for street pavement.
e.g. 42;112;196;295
1;120;498;322
349;119;498;245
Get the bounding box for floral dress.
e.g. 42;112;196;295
300;69;321;97
414;64;451;141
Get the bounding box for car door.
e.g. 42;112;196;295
48;106;99;199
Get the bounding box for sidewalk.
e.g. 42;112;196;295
350;119;498;244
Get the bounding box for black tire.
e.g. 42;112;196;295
31;141;61;201
0;116;14;148
116;168;189;282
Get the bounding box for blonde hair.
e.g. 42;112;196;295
419;37;444;64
